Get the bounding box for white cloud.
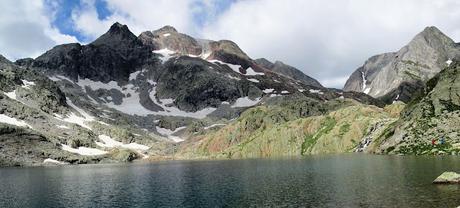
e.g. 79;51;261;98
3;0;460;89
319;77;349;89
0;0;77;60
201;0;460;88
71;0;199;41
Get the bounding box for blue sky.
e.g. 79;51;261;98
45;0;112;42
1;0;460;88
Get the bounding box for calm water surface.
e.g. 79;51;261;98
1;154;460;208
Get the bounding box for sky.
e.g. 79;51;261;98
1;0;460;88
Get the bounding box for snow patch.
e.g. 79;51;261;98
78;78;121;91
49;75;74;83
446;59;453;66
61;144;107;156
129;71;142;81
298;89;306;92
363;88;371;94
309;89;324;95
21;80;35;89
3;90;17;100
43;158;68;165
210;60;264;76
281;90;289;94
211;60;242;74
361;71;371;94
163;33;171;37
246;67;265;76
247;78;259;83
263;88;274;93
393;94;401;104
0;114;32;128
153;48;176;63
227;74;241;80
232;97;261;108
95;135;150;151
156;126;186;142
105;84;157;116
61;99;94;130
147;79;156;85
56;125;70;129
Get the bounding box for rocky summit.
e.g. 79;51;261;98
344;26;460;103
1;22;460;167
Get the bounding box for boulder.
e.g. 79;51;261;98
433;171;460;184
110;149;138;162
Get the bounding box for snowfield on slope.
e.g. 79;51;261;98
61;144;107;156
0;114;32;128
156;126;187;142
96;135;150;151
232;97;261;108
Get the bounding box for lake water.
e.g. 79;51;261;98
1;154;460;207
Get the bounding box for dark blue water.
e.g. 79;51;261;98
1;154;460;207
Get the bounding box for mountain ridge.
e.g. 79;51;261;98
343;26;460;103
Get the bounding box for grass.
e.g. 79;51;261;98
301;116;336;155
339;123;351;137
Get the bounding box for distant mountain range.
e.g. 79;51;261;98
1;22;459;166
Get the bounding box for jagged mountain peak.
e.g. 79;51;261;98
344;25;460;102
254;58;273;67
254;58;323;88
91;22;138;46
274;60;287;66
155;25;178;34
419;26;445;37
139;25;201;55
209;40;250;61
408;26;455;49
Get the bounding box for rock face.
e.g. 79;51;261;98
433;172;460;184
26;22;156;84
255;58;323;88
139;25;202;55
344;26;460;103
375;60;460;155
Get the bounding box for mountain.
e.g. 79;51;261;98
371;59;460;155
1;22;384;166
0;54;171;166
255;58;323;88
19;22;155;84
343;26;460;103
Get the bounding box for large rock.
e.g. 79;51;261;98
433;172;460;184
